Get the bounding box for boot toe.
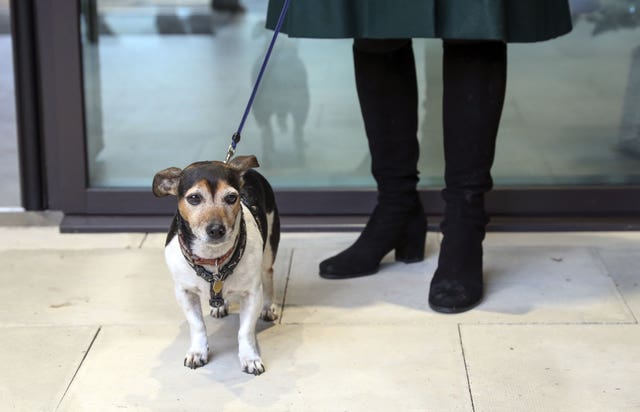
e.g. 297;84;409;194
428;279;482;314
319;256;379;279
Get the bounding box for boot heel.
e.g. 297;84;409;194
395;214;427;263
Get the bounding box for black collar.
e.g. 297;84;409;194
177;214;247;308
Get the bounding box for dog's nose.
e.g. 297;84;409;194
206;223;226;240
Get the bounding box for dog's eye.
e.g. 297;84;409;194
187;194;202;205
224;193;238;205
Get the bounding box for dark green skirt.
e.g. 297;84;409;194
266;0;572;43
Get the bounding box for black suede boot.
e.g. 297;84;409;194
429;192;489;313
319;39;427;279
429;40;507;313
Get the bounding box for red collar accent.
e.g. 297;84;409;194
178;231;237;268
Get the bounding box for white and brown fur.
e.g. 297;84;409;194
153;155;280;375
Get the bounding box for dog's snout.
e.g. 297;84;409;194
206;223;226;240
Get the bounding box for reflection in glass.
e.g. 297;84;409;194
80;0;640;189
251;21;309;168
0;0;21;207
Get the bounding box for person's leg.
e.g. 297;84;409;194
429;40;507;313
319;39;427;278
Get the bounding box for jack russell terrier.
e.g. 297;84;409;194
153;155;279;375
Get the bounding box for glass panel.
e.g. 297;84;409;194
0;0;21;207
81;0;640;190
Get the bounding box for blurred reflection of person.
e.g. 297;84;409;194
211;0;245;14
251;22;309;165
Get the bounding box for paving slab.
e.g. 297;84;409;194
478;246;632;322
146;231;640;251
0;248;179;326
484;231;640;249
461;324;640;412
0;247;290;326
0;211;62;227
141;232;169;249
280;233;439;324
595;248;640;321
0;227;144;250
58;322;471;412
149;231;640;249
281;239;633;324
0;325;98;412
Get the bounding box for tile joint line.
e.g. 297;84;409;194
279;249;294;325
138;233;149;249
590;247;639;325
56;326;102;411
458;323;476;412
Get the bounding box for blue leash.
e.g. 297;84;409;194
225;0;292;163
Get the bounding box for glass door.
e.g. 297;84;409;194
24;0;640;229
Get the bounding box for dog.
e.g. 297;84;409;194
152;155;280;375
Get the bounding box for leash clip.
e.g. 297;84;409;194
224;132;241;163
224;145;235;164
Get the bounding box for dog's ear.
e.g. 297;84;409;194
228;155;259;175
152;167;182;197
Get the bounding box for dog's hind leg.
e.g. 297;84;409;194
260;217;279;322
259;265;278;322
175;287;209;369
238;286;265;375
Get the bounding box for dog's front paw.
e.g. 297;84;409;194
184;348;209;369
260;305;278;322
241;357;265;375
210;301;229;318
